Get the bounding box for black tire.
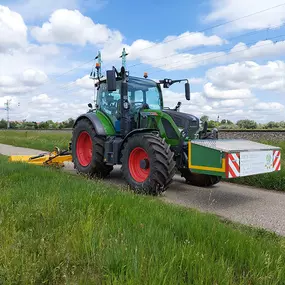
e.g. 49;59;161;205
179;168;221;187
121;133;176;195
71;118;113;178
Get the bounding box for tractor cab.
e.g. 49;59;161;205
96;76;163;133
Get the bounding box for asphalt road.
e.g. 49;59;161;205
1;143;285;236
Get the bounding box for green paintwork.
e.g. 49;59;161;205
140;109;181;146
191;144;224;168
96;110;116;135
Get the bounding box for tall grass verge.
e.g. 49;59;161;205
0;155;285;284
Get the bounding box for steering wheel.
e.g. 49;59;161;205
130;101;144;107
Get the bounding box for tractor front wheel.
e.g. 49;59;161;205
121;134;176;195
179;168;221;187
72;118;113;178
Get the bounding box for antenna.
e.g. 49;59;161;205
90;51;102;79
95;51;102;78
120;48;128;68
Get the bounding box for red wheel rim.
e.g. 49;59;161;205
76;131;92;167
129;147;150;182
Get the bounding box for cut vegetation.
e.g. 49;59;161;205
0;154;285;284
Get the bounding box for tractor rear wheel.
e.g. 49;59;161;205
121;133;176;195
72;118;113;178
179;168;221;187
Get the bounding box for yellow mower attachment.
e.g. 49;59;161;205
9;147;72;167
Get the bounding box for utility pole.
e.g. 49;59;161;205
4;99;11;129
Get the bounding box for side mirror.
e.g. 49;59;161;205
106;69;117;91
185;82;190;100
88;103;93;109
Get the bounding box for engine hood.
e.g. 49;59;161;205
163;109;200;138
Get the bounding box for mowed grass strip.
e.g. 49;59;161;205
0;130;71;151
0;155;285;284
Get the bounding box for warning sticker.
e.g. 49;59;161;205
239;151;275;177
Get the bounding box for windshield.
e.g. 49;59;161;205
96;76;162;124
128;77;162;110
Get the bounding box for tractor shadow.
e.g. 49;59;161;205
108;166;259;211
64;163;259;211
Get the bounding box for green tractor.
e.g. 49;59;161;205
71;63;220;195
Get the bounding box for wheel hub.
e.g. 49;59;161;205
140;158;150;170
128;147;150;182
76;131;92;167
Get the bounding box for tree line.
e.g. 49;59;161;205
0;116;285;130
200;116;285;130
0;118;75;129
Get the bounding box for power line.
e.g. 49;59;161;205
128;24;282;70
133;2;285;53
25;58;95;96
147;33;285;75
16;3;285;97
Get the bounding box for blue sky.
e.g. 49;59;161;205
1;0;285;123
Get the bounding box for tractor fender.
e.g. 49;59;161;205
120;128;158;150
73;113;106;136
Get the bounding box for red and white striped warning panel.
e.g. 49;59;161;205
227;153;240;178
226;150;281;178
273;150;281;171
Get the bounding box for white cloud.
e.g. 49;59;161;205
9;0;107;21
31;9;121;46
212;99;245;108
0;69;48;96
31;93;58;103
74;75;94;90
188;78;205;84
254;102;284;111
206;0;285;33
203;82;252;99
0;86;35;95
206;60;285;92
112;33;225;69
157;39;285;71
21;69;48;86
0;5;27;53
0;76;16;87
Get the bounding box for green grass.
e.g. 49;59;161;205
0;130;71;151
1;155;285;284
0;130;284;191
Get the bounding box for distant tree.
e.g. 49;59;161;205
236;119;257;129
221;119;233;125
279;121;285;129
200;115;209;122
0;119;7;129
39;122;49;129
9;121;17;129
219;124;239;130
208;120;220;128
63;118;75;128
265;121;280;129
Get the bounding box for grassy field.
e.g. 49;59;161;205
1;154;285;284
0;130;284;191
0;130;71;151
